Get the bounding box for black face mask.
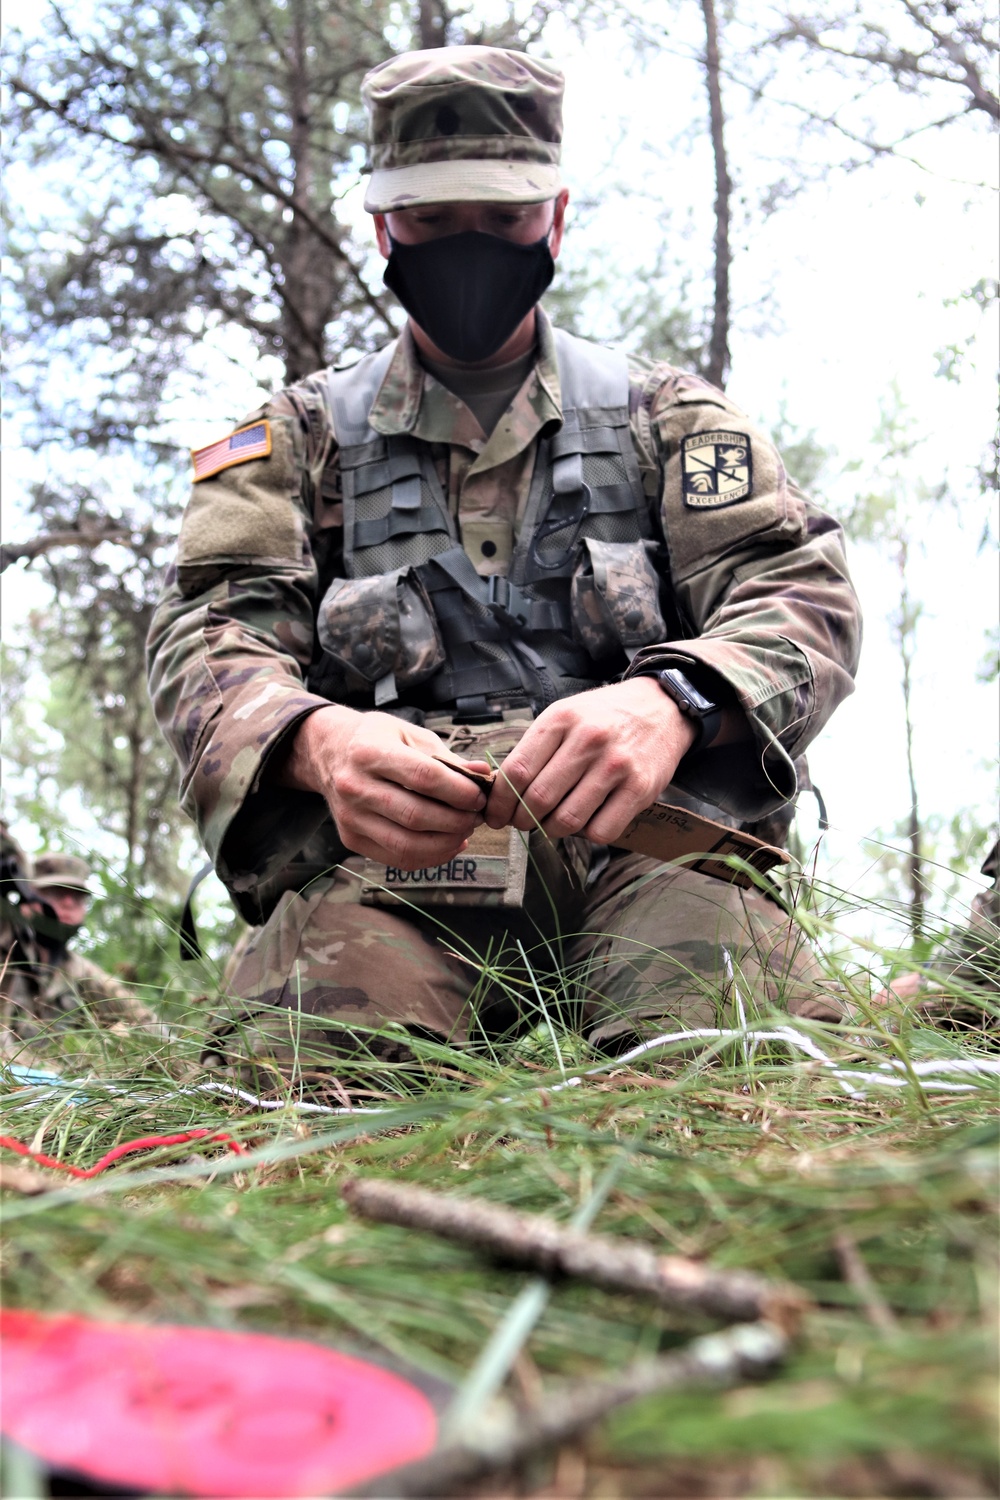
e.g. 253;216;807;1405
384;228;555;364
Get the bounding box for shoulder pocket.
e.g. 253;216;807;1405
177;416;303;576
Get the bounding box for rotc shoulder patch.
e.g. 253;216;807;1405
192;420;272;482
681;429;752;509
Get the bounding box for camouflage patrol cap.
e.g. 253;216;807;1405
31;853;93;893
362;46;563;212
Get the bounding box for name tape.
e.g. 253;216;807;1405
362;824;528;909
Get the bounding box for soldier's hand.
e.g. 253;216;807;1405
276;706;488;869
484;679;698;843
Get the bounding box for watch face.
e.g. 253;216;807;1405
685;682;715;714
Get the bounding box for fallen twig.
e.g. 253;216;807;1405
341;1178;808;1332
0;1163;53;1195
346;1319;788;1498
833;1229;899;1335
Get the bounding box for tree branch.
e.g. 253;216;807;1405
1;525;133;572
342;1177;808;1330
769;8;999;122
8;74;396;334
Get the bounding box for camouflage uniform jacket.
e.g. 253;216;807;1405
148;312;862;920
0;933;154;1047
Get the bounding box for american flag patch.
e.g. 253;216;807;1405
191;420;272;482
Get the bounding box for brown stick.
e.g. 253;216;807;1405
0;1163;54;1195
345;1319;788;1498
341;1178;808;1332
833;1229;899;1335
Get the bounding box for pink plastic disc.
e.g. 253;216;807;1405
0;1309;437;1496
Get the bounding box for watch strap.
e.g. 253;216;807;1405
641;667;723;753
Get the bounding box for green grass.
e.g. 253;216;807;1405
2;887;998;1499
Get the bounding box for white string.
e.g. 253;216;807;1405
555;1028;1000;1100
6;1033;999;1119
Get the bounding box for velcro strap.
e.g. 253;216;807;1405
552;451;583;495
550;425;623;456
353;506;448;548
391;476;421;511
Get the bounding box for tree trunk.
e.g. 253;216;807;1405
418;0;447;48
122;705;146;888
700;0;731;390
896;538;925;942
280;0;339;382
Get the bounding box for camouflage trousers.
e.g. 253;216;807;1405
206;840;842;1090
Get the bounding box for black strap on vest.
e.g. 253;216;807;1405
417;547;559;717
423;545;569;634
179;859;214;961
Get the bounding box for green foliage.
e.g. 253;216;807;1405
862;807;996;960
2;1011;996;1493
767;401;834;493
977;624;1000;685
835;385;973;945
837;384;950;545
76;866;242;1010
4;0;398;397
2;854;997;1493
3;534;184;895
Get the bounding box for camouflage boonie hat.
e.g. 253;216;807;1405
31;853;93;893
362;45;563;212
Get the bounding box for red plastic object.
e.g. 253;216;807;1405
0;1309;438;1496
0;1130;246;1177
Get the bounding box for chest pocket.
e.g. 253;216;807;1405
316;566;446;702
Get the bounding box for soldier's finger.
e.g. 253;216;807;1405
540;766;625;839
386;747;489;811
348;812;471;871
507;736;621;831
364;782;481;837
582;784;649;846
509;765;581;831
485;721;567;827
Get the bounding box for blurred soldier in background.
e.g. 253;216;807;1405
874;839;1000;1031
0;837;155;1058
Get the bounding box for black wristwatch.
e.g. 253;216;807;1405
646;667;723;753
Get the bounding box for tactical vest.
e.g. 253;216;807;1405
313;329;669;721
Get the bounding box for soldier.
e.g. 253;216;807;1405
873;840;999;1030
148;47;861;1088
0;847;155;1056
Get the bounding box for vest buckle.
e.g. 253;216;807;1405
486;574;529;629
